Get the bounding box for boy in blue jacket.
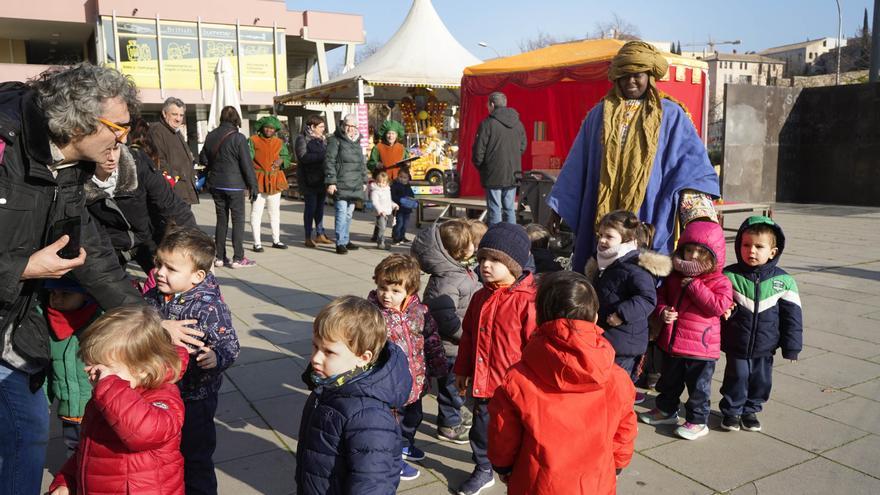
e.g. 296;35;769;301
297;296;413;495
720;216;803;432
145;227;240;494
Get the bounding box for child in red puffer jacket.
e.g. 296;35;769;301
638;220;733;441
49;306;188;495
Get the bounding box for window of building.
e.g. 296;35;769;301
739;75;753;84
823;40;827;47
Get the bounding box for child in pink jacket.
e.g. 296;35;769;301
638;220;732;441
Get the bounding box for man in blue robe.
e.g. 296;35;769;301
547;41;719;273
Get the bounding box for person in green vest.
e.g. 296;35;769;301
248;115;291;252
43;277;103;458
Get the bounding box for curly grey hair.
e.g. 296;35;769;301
30;63;140;145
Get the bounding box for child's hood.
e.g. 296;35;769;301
410;223;466;276
367;290;426;318
179;272;222;301
338;341;412;409
637;250;673;277
521;319;616;392
733;215;786;269
678;220;726;273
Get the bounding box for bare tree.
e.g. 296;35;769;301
518;30;574;52
329;40;384;78
592;13;640;40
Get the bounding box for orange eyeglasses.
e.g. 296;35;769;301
97;118;131;144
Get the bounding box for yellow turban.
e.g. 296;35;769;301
608;41;669;81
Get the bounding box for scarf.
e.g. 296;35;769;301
596;41;669;229
91;169;118;198
672;256;713;277
46;302;99;340
596;240;639;271
311;362;375;389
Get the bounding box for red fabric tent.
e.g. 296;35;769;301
457;39;708;197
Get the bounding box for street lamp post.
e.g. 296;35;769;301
478;41;501;58
836;0;843;85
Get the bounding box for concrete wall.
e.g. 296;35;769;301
721;84;801;203
722;83;880;206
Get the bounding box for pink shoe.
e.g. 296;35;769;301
230;257;256;268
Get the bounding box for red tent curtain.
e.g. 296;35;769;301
457;64;705;198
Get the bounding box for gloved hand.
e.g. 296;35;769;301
249;189;259;203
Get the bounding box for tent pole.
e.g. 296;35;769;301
357;78;365;105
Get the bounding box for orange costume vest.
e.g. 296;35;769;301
377;143;405;180
251;135;289;195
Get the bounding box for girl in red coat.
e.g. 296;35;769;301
49;305;188;495
638;220;733;441
488;270;638;495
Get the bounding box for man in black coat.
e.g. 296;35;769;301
472;92;527;225
0;64;203;494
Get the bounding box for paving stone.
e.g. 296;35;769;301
844;378;880;401
213;416;286;463
250;391;311;449
799;330;880;359
823;434;880;478
225;358;306;402
215;390;260;423
728;457;880;495
641;426;814;492
232;334;290;367
769;371;853;411
814;396;880;435
617;453;713;494
775;353;880;389
215;449;296;495
758;401;867;453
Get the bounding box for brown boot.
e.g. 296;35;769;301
304;238;316;248
314;233;333;245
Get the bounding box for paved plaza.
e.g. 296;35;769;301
41;198;880;494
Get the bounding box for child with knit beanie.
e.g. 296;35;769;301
453;223;538;495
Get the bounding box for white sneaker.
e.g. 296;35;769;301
675;422;709;440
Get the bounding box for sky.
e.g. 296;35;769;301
289;0;874;65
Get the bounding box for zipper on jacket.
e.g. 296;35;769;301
666;281;691;351
746;272;761;357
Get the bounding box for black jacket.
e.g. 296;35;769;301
472;107;527;188
296;343;411;495
84;145;195;272
294;131;327;195
0;83;143;378
199;123;257;192
587;250;672;357
721;217;803;360
324;128;368;201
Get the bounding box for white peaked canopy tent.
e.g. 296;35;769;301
275;0;481;105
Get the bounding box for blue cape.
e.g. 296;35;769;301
547;99;719;273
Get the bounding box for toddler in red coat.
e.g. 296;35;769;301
49;305;188;495
488;271;637;495
638;220;733;440
453;223;538;495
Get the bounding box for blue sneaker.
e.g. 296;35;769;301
400;462;420;481
457;467;495;495
402;445;426;461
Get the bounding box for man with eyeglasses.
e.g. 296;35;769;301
0;63;205;494
148;96;200;204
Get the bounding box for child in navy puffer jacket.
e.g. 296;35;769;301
586;211;671;389
638;220;732;441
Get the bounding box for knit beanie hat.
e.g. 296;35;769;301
477;223;531;278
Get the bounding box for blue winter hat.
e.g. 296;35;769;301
478;223;531;277
43;276;87;294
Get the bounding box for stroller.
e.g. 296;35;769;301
514;169;573;258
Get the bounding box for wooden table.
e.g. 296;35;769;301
415;196;487;226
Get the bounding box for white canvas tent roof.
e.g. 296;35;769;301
276;0;481;104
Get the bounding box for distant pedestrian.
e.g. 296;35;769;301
199;106;258;268
248;115;291;252
149;97;200;204
296;296;412;494
472;92;527;225
294;115;333;248
324;114;369;254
